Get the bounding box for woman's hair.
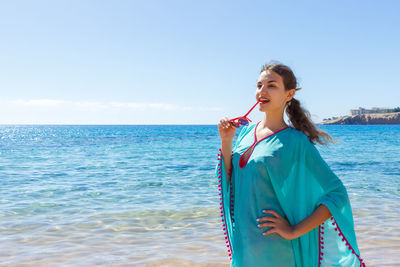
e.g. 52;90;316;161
260;61;336;146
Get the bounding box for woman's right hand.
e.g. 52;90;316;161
218;116;237;142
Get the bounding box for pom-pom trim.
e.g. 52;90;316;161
318;216;366;266
217;148;234;261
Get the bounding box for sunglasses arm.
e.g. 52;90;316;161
228;101;261;123
243;101;261;117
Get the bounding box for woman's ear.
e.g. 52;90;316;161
287;89;295;101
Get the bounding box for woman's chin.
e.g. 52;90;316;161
258;106;272;113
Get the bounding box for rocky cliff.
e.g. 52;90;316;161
319;112;400;125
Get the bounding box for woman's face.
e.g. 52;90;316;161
255;70;295;113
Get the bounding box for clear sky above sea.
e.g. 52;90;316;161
0;0;399;125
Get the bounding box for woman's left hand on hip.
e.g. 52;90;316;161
257;210;297;240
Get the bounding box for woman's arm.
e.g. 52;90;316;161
292;204;332;239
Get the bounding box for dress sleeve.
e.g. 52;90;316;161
304;141;366;266
214;124;250;261
216;148;234;260
305;143;349;213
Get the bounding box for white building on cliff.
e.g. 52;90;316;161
350;107;393;115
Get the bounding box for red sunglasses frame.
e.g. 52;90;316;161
229;100;262;128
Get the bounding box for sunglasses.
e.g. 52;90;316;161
229;100;262;128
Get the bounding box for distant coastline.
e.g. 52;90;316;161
319;112;400;125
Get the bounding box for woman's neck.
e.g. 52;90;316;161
260;112;288;132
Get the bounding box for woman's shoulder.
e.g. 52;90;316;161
287;126;306;137
287;126;313;146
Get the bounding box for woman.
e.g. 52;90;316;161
216;62;366;266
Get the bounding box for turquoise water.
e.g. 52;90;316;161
0;124;399;266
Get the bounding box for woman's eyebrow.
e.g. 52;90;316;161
257;80;278;84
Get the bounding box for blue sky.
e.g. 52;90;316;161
0;0;399;124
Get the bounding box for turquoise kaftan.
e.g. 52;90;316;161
215;121;366;267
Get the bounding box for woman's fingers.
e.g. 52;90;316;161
262;210;282;218
219;116;232;128
257;222;275;228
256;216;277;222
263;229;277;236
256;210;282;223
224;116;231;128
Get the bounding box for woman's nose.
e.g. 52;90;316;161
259;85;269;93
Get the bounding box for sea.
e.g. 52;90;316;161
0;124;399;266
